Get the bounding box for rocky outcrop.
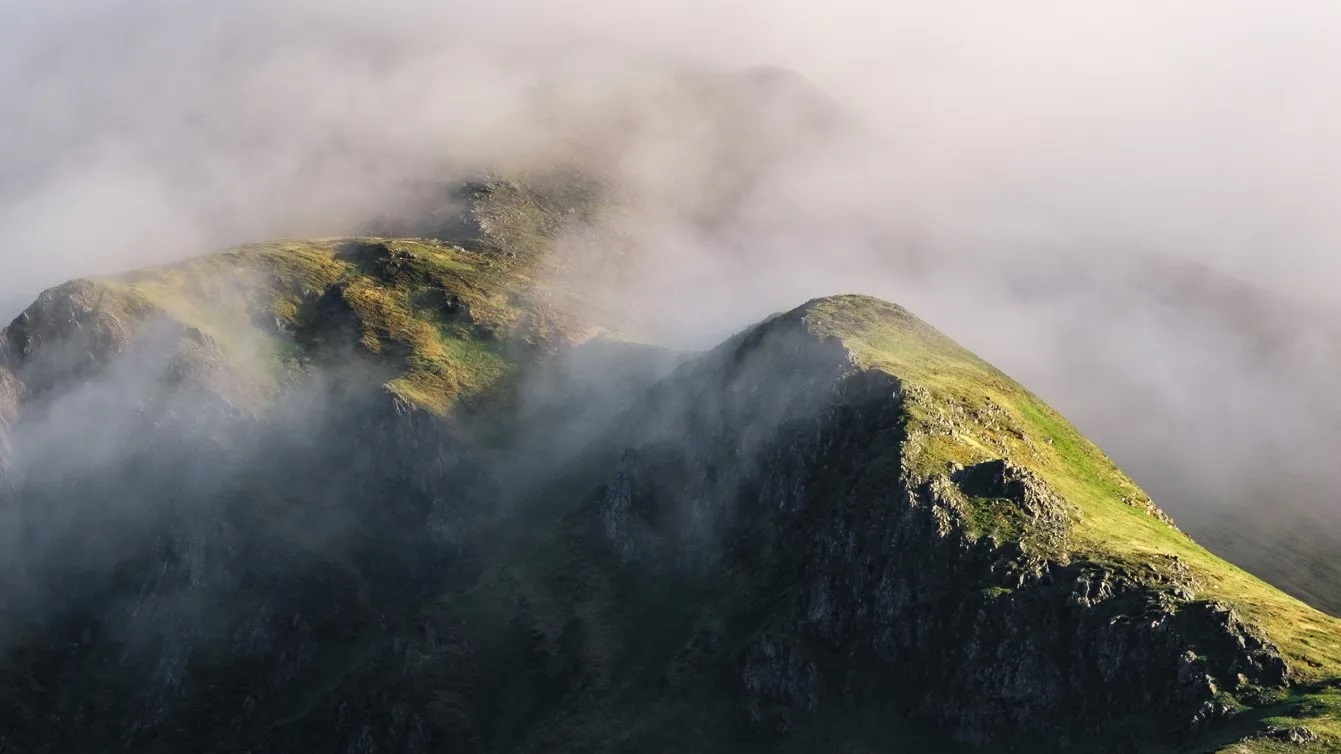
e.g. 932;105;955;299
0;344;500;752
0;367;20;482
741;637;824;721
2;280;142;397
600;313;860;572
342;387;501;550
597;335;1293;748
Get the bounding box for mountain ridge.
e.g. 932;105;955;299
0;180;1339;751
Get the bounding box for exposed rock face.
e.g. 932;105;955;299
0;393;499;753
1268;726;1321;744
597;321;1291;748
0;367;19;482
2;281;141;397
0;319;500;752
600;314;858;561
741;637;824;718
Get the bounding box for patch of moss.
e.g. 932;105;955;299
1200;686;1341;752
960;494;1025;543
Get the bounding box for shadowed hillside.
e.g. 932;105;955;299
0;178;1338;753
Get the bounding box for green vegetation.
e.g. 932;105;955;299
80;231;625;415
804;294;1341;687
1198;686;1341;752
7;171;1341;750
36;175;628;416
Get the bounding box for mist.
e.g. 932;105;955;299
3;0;1341;606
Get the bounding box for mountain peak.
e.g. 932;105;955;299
2;220;1341;749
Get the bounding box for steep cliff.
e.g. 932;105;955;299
467;296;1341;752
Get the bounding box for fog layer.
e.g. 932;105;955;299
3;0;1341;591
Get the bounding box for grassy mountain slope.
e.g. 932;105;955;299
0;173;624;415
806;295;1341;750
807;295;1341;686
91;236;592;413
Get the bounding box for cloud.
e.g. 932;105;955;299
2;0;1341;596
